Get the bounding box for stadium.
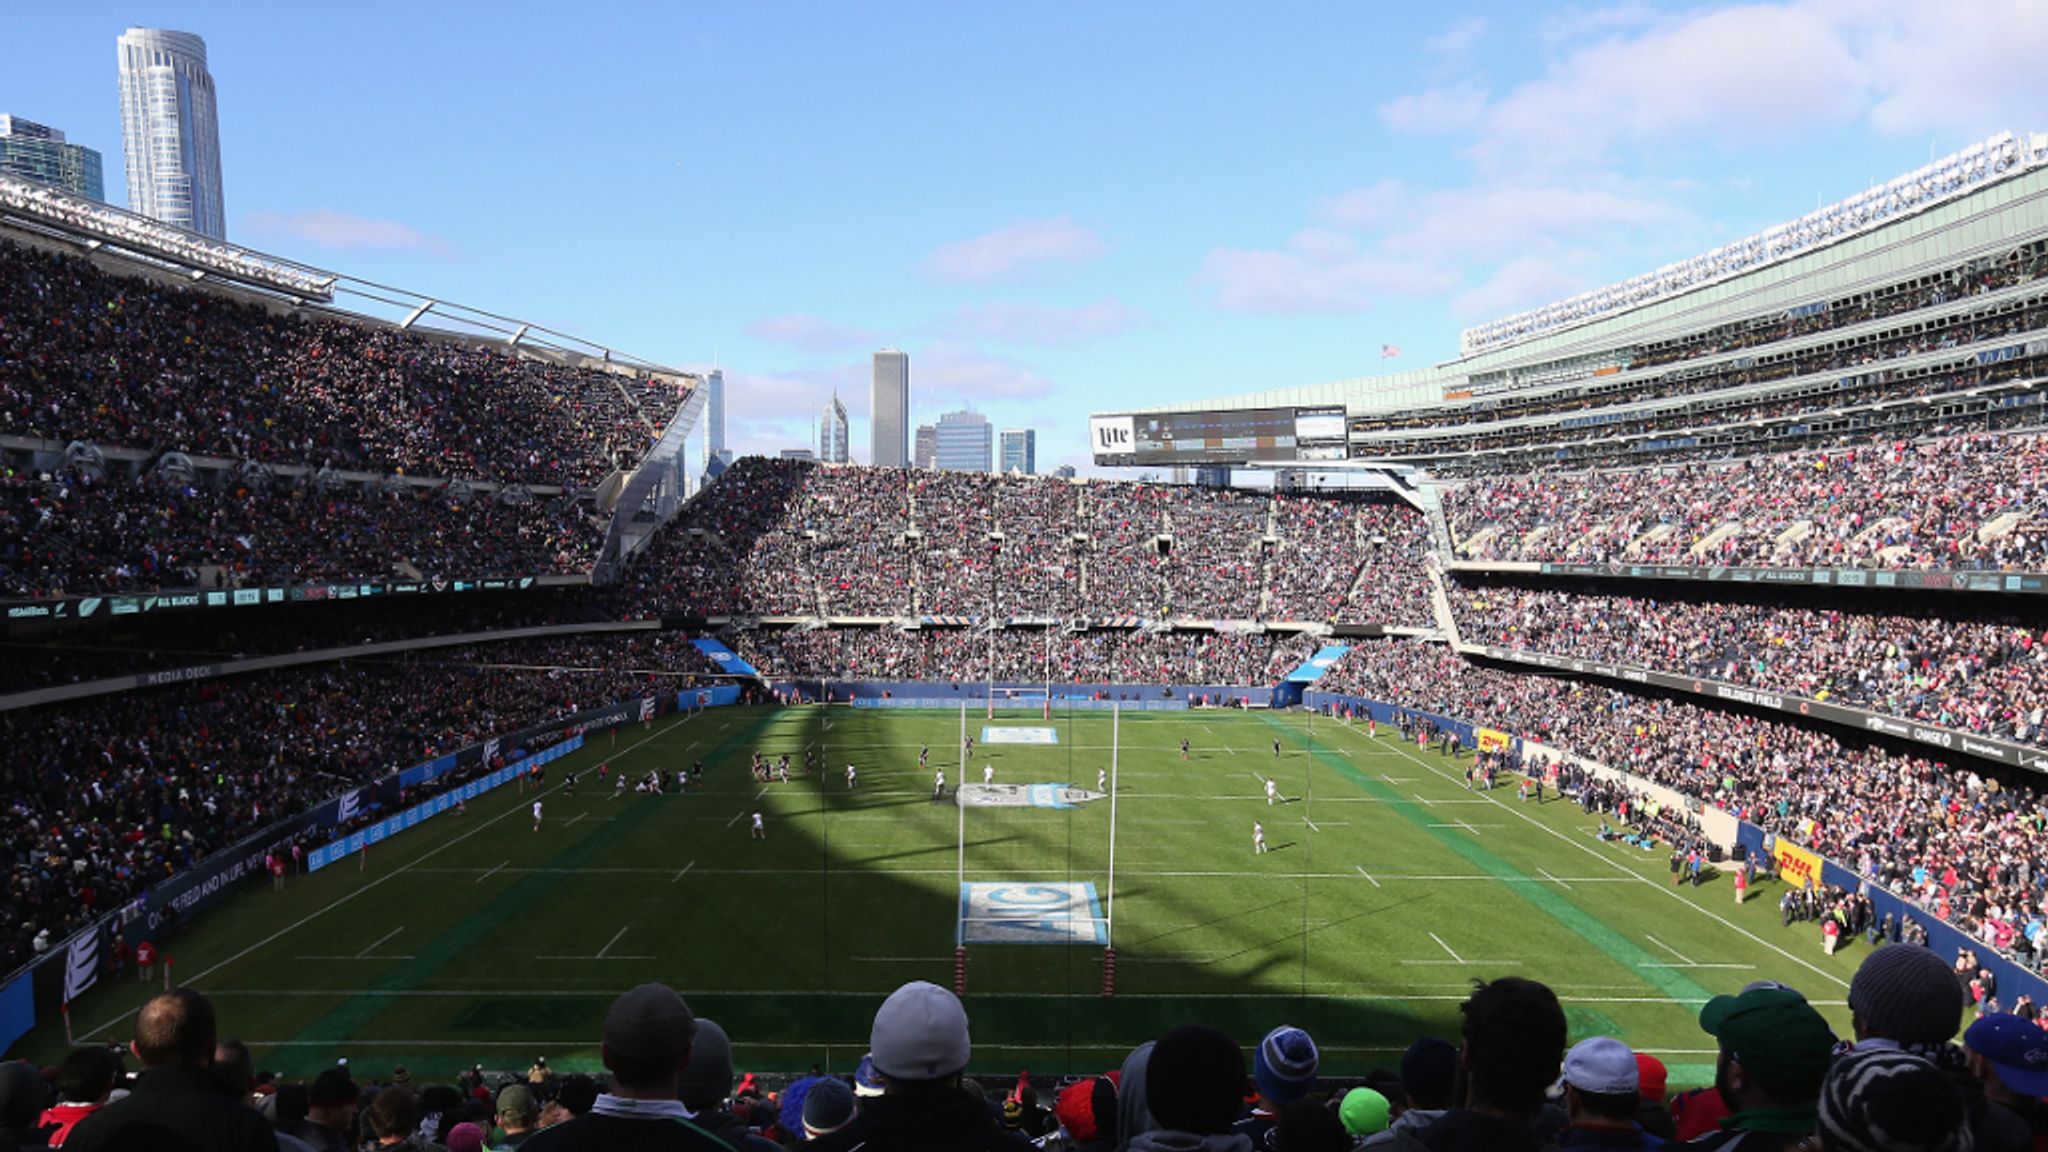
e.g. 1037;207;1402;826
2;82;2047;1152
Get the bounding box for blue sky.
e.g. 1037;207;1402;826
5;2;2044;473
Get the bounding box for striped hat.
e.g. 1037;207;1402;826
1816;1049;1971;1152
1253;1026;1319;1104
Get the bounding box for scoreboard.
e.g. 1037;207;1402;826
1090;405;1348;466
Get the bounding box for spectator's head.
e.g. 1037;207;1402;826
210;1037;255;1097
1144;1025;1244;1137
496;1084;538;1133
0;1062;42;1130
869;981;971;1089
1459;978;1567;1115
1963;1012;2048;1102
678;1018;735;1111
1632;1052;1668;1105
554;1074;599;1119
1849;946;1967;1047
131;988;216;1070
1699;985;1837;1110
600;982;697;1095
1055;1074;1117;1146
1253;1025;1319;1106
1559;1037;1639;1128
307;1066;360;1127
852;1054;886;1099
55;1045;120;1106
445;1121;488;1152
1400;1037;1458;1111
1816;1049;1971;1152
1273;1098;1349;1152
1339;1087;1392;1137
803;1076;857;1140
365;1084;419;1141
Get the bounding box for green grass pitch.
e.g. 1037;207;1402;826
25;704;1867;1088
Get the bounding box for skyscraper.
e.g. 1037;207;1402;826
117;28;226;239
0;116;105;201
871;349;909;468
998;429;1036;475
817;391;850;464
704;368;728;460
914;424;938;470
934;410;993;473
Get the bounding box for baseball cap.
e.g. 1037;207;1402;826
1965;1013;2048;1097
496;1084;537;1120
870;981;971;1080
602;983;697;1061
1700;986;1837;1097
1561;1037;1637;1095
852;1053;887;1097
1633;1052;1668;1103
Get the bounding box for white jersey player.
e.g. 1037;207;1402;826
1265;777;1278;806
846;763;858;788
933;769;946;800
750;812;765;840
532;800;543;832
983;764;995;786
1253;821;1267;854
1098;767;1107;792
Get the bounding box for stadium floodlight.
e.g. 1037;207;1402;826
1460;130;2048;356
0;173;337;301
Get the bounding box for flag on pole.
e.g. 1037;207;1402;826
1381;344;1402;359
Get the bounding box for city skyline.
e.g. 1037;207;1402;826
0;114;104;200
933;408;992;473
817;390;849;464
3;6;2039;473
116;27;226;239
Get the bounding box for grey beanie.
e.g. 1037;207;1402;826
1847;946;1966;1046
677;1018;734;1109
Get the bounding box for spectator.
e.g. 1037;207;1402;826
62;988;279;1152
362;1086;442;1151
0;1061;48;1152
1234;1026;1319;1151
673;1019;776;1152
210;1041;314;1152
1055;1075;1118;1152
538;1077;598;1132
493;1086;541;1149
1844;947;2017;1151
1961;1014;2048;1148
521;983;726;1152
848;980;1029;1152
1127;1024;1252;1152
283;1067;356;1152
1339;1090;1392;1141
1813;1049;1972;1152
41;1046;120;1147
1631;1056;1676;1143
1385;979;1567;1152
1360;1038;1457;1149
802;1079;859;1149
444;1125;486;1152
1685;986;1837;1150
1556;1038;1660;1152
1271;1100;1349;1152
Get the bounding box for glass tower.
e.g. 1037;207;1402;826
999;428;1036;475
934;410;993;473
818;391;850;463
871;349;909;468
0;116;105;201
117;28;226;239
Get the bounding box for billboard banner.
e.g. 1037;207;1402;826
1523;561;2048;596
1772;838;1825;891
1091;407;1349;466
1089;416;1135;456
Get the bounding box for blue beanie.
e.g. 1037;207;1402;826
779;1076;819;1137
1254;1025;1319;1104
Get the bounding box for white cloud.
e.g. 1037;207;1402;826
1425;15;1490;58
1199;232;1458;315
241;210;456;256
922;217;1108;283
916;343;1057;401
1450;256;1598;324
744;314;882;354
1854;0;2048;137
1379;87;1489;135
1313;180;1407;229
946;299;1151;345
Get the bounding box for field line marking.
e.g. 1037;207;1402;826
1428;932;1465;963
595;927;629;960
77;713;693;1043
1645;934;1694;966
1372;728;1850;990
1304;818;1321;833
672;861;696;884
566;812;588;828
474;861;508;885
354;927;404;959
1539;868;1573;891
1355;865;1381;889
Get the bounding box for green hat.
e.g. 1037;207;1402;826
1339;1087;1391;1136
1699;987;1837;1098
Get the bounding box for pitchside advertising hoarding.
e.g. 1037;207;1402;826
1090;405;1350;466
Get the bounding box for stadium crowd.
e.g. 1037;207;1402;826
0;465;602;600
1447;582;2048;748
734;626;1319;687
0;631;716;972
1446;432;2048;571
0;239;683;491
615;459;1434;626
9;951;2026;1151
1318;640;2048;964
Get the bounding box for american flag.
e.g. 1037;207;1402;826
1381;344;1402;359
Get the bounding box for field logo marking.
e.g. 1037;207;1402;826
958;882;1106;945
959;784;1105;809
980;726;1059;745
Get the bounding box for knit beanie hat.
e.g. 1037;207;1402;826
1848;946;1967;1046
779;1077;820;1138
1146;1025;1247;1136
1816;1049;1972;1152
1253;1026;1319;1105
802;1077;857;1138
1339;1088;1391;1136
678;1019;735;1110
1055;1075;1117;1144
